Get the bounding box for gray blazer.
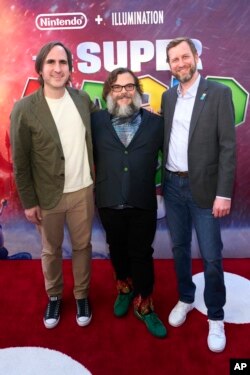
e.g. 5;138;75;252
161;77;236;208
10;87;96;210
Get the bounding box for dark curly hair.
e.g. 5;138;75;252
102;67;143;101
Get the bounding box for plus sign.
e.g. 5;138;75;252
95;15;103;25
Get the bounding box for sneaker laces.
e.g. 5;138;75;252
147;312;162;326
45;297;61;319
77;298;91;317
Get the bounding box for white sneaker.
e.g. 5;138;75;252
207;320;226;353
168;301;194;327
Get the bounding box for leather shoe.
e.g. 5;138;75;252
168;301;194;327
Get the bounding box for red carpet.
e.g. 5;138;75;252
0;259;249;375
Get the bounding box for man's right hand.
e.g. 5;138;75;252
24;206;42;225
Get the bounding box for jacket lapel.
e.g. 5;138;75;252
166;87;178;143
31;88;63;152
67;88;89;128
127;109;145;145
101;110;132;147
104;111;124;143
188;77;208;142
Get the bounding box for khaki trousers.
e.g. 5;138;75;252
39;185;94;299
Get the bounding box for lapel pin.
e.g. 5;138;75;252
200;93;207;100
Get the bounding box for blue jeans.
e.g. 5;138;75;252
163;171;225;320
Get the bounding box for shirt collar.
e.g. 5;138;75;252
177;74;201;98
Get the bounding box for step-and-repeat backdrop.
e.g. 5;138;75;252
0;0;249;259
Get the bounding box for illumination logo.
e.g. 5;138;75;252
35;12;87;30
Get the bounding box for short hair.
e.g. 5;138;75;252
102;67;143;101
35;41;73;86
166;37;198;63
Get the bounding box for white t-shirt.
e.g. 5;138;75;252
46;90;92;193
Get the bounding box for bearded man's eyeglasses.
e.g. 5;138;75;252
111;83;136;92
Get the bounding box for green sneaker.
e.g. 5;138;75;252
114;291;133;317
135;310;167;338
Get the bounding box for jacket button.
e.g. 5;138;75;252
124;167;128;172
61;156;65;160
124;150;128;154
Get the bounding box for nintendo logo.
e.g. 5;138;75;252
35;12;87;30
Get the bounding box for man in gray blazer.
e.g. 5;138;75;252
10;41;96;329
91;68;166;338
161;37;236;352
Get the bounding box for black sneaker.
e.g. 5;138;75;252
76;298;92;326
43;296;61;329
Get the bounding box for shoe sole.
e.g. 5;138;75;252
168;316;187;327
207;337;226;353
43;316;60;329
114;311;128;317
207;343;226;353
76;314;92;327
114;305;131;317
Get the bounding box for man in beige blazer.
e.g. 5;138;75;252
10;41;96;329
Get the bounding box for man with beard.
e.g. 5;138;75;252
91;67;167;338
161;38;236;352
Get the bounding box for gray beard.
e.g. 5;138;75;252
106;92;142;117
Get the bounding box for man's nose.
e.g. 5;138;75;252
179;58;186;66
54;62;62;71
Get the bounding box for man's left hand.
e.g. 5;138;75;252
212;197;231;218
